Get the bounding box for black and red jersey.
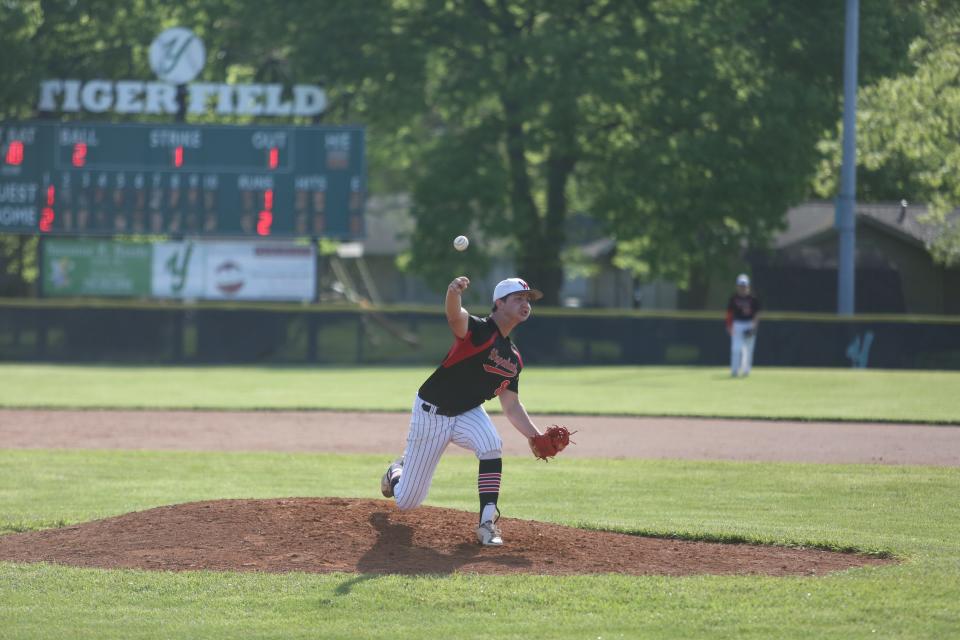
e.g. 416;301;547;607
418;315;522;415
726;294;761;321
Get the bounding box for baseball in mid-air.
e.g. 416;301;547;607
453;235;469;251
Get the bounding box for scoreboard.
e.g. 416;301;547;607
0;121;365;238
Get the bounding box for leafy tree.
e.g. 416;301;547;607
0;1;42;120
0;0;923;304
814;0;960;266
572;0;918;304
0;236;37;296
281;0;919;305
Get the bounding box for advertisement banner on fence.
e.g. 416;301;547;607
43;238;151;297
152;240;315;301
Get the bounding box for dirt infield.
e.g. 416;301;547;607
2;409;958;465
4;409;951;576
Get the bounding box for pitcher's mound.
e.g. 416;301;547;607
0;498;891;576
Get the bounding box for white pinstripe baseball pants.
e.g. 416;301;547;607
393;395;503;511
730;320;757;376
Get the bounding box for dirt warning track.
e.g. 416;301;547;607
1;409;957;465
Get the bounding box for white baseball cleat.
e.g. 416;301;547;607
380;459;403;498
476;520;503;546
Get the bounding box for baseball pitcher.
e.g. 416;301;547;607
380;276;565;546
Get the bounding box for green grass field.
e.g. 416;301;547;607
1;364;958;422
2;365;959;638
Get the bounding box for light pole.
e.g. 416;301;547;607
836;0;859;315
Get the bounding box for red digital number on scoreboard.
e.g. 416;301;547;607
39;184;56;232
72;143;87;168
5;140;24;165
257;188;273;236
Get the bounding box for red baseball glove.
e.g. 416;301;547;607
529;425;576;461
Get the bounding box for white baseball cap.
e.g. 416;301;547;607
493;277;543;302
736;273;750;286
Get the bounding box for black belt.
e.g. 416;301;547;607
421;401;458;417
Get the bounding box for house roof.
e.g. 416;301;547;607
355;196;955;259
776;200;954;250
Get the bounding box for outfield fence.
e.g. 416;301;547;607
1;299;959;369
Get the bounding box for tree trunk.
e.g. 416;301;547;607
519;151;573;306
501;83;577;305
501;95;548;294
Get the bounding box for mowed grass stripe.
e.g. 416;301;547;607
1;364;958;423
2;563;958;640
1;450;957;556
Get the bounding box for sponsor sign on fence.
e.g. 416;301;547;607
43;238;315;301
152;240;315;301
43;238;151;296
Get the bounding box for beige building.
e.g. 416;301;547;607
746;201;960;314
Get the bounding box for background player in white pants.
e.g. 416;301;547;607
726;273;761;377
380;276;546;546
